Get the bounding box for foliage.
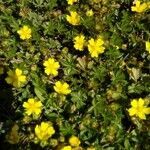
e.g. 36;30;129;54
0;0;150;149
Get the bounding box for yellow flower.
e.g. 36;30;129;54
146;41;150;53
131;1;148;13
74;35;85;51
35;122;55;141
128;98;150;119
66;11;80;25
69;136;81;147
23;98;42;116
43;58;60;76
86;9;94;17
17;25;32;40
54;81;71;95
67;0;78;5
88;37;105;58
61;146;72;150
5;68;26;87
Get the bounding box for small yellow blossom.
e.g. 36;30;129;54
6;124;20;144
61;146;72;150
128;98;150;119
54;81;71;95
17;25;32;40
5;68;26;87
86;9;94;17
74;35;85;51
66;11;80;25
23;98;42;116
43;58;60;76
67;0;78;5
88;37;105;58
131;1;148;13
146;41;150;53
69;136;81;147
35;122;55;141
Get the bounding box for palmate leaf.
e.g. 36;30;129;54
71;89;87;109
92;64;107;82
60;122;75;136
61;54;77;76
111;70;127;85
91;95;106;117
33;0;44;6
32;0;57;10
46;0;57;10
89;95;114;124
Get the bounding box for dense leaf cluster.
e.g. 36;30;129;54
0;0;150;149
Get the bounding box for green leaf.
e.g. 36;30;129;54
61;54;77;76
71;90;87;109
60;122;75;136
34;87;45;101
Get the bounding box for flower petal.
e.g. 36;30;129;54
131;99;138;107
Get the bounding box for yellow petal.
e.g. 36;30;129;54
28;98;35;104
131;99;138;107
52;70;58;76
54;62;60;68
128;108;136;116
54;86;59;93
131;6;137;12
89;38;95;45
48;58;55;64
63;83;69;89
138;98;144;107
23;102;29;108
47;126;55;135
35;125;40;134
136;1;141;7
20;35;26;40
26;110;32;115
143;107;150;114
17;30;21;34
91;51;98;58
137;112;146;119
36;101;42;107
19;76;26;82
97;38;104;46
55;81;61;87
15;69;22;76
146;41;150;53
41;122;49;131
43;61;49;67
34;109;41;115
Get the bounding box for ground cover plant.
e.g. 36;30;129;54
0;0;150;149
